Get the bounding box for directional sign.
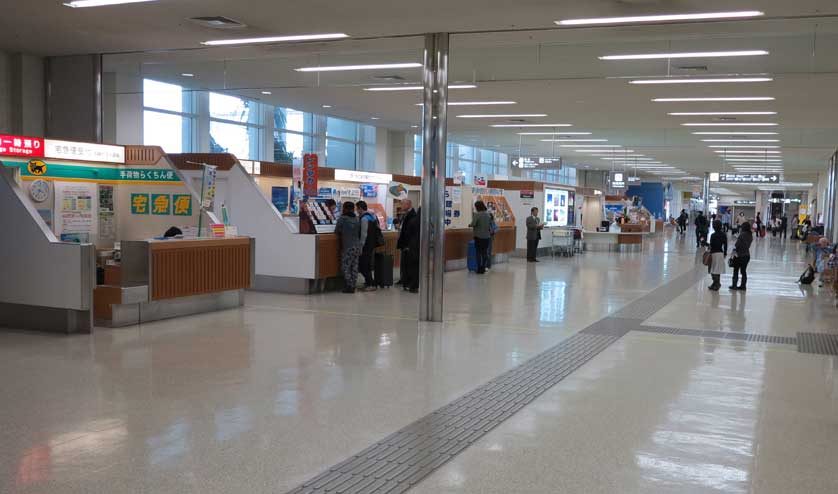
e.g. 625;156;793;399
609;171;627;189
712;173;780;184
511;156;562;169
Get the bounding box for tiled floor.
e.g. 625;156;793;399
1;230;836;493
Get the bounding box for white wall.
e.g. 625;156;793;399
0;50;45;137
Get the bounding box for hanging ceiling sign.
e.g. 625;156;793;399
0;134;44;158
511;156;562;169
734;200;756;205
44;139;125;164
609;171;627;189
710;172;780;184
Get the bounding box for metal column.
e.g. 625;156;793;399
419;33;449;322
825;154;837;242
702;172;711;215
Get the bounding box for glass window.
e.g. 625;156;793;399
210;121;259;160
327;117;357;140
210;92;257;124
361;143;376;171
144;110;186;153
326;139;356;169
458;144;475;162
360;124;376;144
276;107;313;134
274;131;313;163
143;79;183;113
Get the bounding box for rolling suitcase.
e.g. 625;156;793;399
375;252;394;288
467;240;478;272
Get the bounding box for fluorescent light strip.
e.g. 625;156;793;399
557;11;764;26
598;157;654;160
669;111;776;116
457;114;546;118
203;33;349;46
714;149;781;153
653;97;775;102
64;0;154;6
560;144;622;148
683;123;778;126
710;145;780;149
491;124;572;128
364;84;476;91
724;159;783;162
600;50;768;60
702;139;779;142
693;131;778;135
415;101;516;106
541;139;608;142
631;77;773;84
517;132;592;135
574;149;636;153
296;63;421;72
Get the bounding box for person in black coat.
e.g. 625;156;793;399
694;211;709;247
397;200;421;293
730;221;753;290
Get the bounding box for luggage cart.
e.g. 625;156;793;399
551;229;574;257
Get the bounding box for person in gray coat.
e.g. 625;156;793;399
526;207;544;262
469;200;493;274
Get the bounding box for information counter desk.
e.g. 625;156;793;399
444;226;515;270
582;230;647;252
94;237;254;326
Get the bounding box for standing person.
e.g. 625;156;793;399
729;221;753;290
396;200;421;293
780;214;788;238
677;209;688;235
708;219;728;291
356;201;378;291
735;212;746;235
723;210;732;233
325;198;340;221
694;211;709;248
526;207;544;262
770;217;778;237
756;212;763;237
790;214;800;240
469;201;493;274
486;213;498;271
334;201;361;294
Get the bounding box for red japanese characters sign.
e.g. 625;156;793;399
0;135;44;158
303;153;319;198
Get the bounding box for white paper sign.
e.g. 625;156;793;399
54;181;98;237
44;139;125;164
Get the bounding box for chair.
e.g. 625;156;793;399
551;229;574;257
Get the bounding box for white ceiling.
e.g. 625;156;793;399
9;0;838;188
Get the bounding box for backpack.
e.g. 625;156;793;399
364;213;385;249
799;265;816;285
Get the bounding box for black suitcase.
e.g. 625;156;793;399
375;253;394;288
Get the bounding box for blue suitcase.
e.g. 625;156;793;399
467;240;478;272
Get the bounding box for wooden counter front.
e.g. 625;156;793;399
444;226;515;261
149;238;253;300
316;231;399;279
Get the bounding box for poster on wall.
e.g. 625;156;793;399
360;184;377;197
54;181;97;242
388;182;409;199
303;153;319;197
98;184;115;241
543;187;569;227
200;164;218;209
474;176;487;186
272;186;289;213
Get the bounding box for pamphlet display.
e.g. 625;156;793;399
474;193;515;227
543;187;570;227
54;181;97;243
299;198;338;234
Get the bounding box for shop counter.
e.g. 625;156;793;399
315;231;400;279
443;226;515;270
94;237;254;326
582;230;648;252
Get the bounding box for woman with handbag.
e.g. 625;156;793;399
707;219;728;291
729;221;753;290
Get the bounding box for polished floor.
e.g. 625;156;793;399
1;230;837;493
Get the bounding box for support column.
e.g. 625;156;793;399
702;172;711;215
419;33;449;322
825;154;837;242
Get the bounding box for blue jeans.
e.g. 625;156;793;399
474;237;490;273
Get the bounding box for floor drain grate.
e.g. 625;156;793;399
634;326;797;345
797;333;838;355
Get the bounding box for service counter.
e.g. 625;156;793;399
94;237;254;326
582;230;648;252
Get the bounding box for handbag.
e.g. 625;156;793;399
728;255;737;268
702;250;712;267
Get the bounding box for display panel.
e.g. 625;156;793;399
543;187;570;227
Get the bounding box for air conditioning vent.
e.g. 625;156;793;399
715;117;738;121
372;75;407;81
188;16;247;29
507;119;527;123
676;65;709;72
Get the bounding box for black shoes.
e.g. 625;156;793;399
342;287;356;294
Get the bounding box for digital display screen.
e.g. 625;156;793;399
543;187;569;227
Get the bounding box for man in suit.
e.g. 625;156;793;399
526;207;544;262
397;200;421;293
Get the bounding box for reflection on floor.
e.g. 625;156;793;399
0;230;836;494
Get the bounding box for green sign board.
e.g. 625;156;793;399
3;160;182;183
172;194;192;216
131;193;150;214
151;194;171;215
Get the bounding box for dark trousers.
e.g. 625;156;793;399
359;250;375;287
402;249;420;290
474;237;490;273
732;256;750;288
486;237;493;268
527;239;539;260
781;226;787;238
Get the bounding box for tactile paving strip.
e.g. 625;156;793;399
797;332;838;355
634;326;798;345
611;269;705;321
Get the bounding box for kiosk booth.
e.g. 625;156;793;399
0;139;254;333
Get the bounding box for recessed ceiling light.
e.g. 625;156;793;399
64;0;156;6
321;105;332;108
181;73;194;77
683;123;778;126
669;111;777;116
491;124;572;128
203;33;349;46
296;62;421;72
540;139;608;142
261;91;272;95
692;131;778;135
631;77;773;84
364;84;476;91
517;132;592;135
410;125;419;128
702;139;779;142
371;117;380;120
600;50;768;60
653;97;775;102
457;114;547;118
556;11;764;26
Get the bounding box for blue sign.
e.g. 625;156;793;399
272;186;289;213
360;184;377;198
